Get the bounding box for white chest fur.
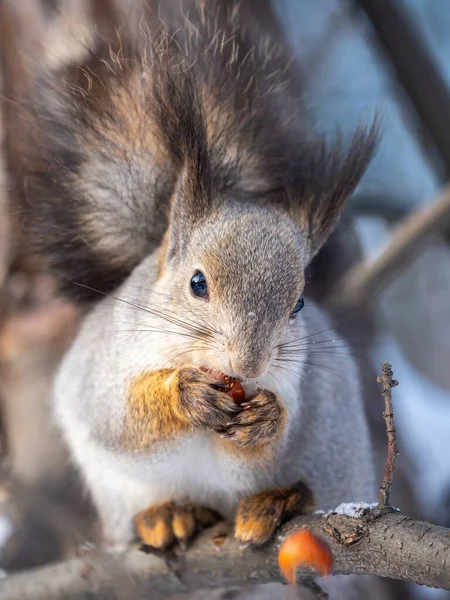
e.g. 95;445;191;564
53;287;308;543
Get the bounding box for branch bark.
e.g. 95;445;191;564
0;507;449;600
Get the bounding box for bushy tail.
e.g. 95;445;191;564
0;0;377;301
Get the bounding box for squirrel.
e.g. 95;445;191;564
1;0;378;549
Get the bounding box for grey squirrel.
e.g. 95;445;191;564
1;0;378;549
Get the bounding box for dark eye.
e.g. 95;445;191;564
291;295;305;318
190;271;208;299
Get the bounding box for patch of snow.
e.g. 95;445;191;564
0;569;7;579
328;502;378;517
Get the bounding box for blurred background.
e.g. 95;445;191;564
0;1;449;599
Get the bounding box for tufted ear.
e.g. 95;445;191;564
159;69;215;261
165;161;213;261
286;121;380;262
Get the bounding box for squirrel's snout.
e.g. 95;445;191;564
228;359;265;379
226;341;268;379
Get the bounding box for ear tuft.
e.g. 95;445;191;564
288;118;380;260
153;65;213;260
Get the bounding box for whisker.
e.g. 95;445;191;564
104;327;218;345
278;334;372;350
276;325;339;348
273;357;345;379
73;282;218;339
109;318;220;341
279;344;366;354
277;346;373;359
270;363;308;388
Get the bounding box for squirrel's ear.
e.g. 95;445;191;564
161;71;214;260
165;158;213;260
287;121;380;261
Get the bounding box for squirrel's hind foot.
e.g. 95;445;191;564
234;480;315;547
135;502;222;550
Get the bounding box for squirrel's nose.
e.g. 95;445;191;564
228;357;265;379
226;342;267;379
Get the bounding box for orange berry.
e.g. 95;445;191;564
278;529;333;584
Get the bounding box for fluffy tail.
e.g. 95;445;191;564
1;0;377;301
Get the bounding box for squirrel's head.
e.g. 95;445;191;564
160;203;306;378
156;117;378;380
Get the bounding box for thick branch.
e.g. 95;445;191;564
327;186;450;308
0;508;449;599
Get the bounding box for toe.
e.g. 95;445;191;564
135;502;175;549
172;506;196;549
135;502;223;550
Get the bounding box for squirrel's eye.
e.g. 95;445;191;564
291;295;305;318
190;271;208;299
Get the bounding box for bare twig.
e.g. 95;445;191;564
327;185;450;308
377;362;399;507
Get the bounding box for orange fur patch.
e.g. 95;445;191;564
172;508;196;542
135;502;175;548
121;368;190;450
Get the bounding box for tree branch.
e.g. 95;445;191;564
327;185;450;308
355;0;450;176
0;508;449;599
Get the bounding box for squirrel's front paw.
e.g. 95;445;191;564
135;502;221;550
223;390;284;447
176;367;242;431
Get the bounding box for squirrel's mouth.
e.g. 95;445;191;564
201;367;260;405
201;367;246;405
